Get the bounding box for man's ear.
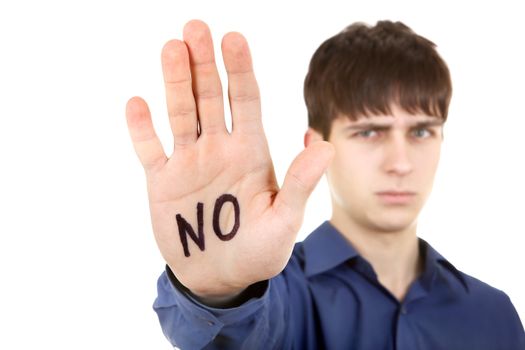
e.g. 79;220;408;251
304;128;324;147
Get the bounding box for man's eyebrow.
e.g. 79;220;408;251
343;119;444;131
411;120;445;128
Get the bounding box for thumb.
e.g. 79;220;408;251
274;140;334;220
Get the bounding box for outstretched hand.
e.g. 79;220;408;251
125;20;333;299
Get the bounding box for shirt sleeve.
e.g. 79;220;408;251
153;265;290;349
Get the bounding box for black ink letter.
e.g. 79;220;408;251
176;202;205;257
213;194;240;241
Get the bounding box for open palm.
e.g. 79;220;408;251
126;20;333;299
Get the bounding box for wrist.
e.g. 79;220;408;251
165;264;267;308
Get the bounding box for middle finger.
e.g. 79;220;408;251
183;20;227;136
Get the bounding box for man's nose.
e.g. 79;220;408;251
382;135;413;176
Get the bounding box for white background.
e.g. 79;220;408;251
0;0;524;348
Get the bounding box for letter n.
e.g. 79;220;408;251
176;202;205;257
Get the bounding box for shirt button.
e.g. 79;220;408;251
207;321;215;326
401;306;408;314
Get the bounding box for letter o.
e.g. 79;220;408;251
213;194;240;241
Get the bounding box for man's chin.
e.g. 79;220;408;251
367;211;418;234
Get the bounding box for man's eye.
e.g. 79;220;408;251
356;130;378;138
413;128;433;138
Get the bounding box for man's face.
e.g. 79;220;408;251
318;104;444;234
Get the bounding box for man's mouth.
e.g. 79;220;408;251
375;191;416;204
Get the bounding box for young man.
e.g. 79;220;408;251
125;20;525;349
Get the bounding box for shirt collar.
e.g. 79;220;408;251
303;221;468;292
420;238;469;293
303;221;359;277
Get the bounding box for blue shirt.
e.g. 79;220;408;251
153;221;525;349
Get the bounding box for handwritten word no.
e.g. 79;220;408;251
176;194;240;257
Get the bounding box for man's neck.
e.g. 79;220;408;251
330;213;423;302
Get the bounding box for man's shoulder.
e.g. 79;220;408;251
424;240;514;306
445;266;521;322
429;247;513;305
453;268;525;343
458;270;507;297
456;269;518;310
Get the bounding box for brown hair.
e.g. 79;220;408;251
304;20;452;139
